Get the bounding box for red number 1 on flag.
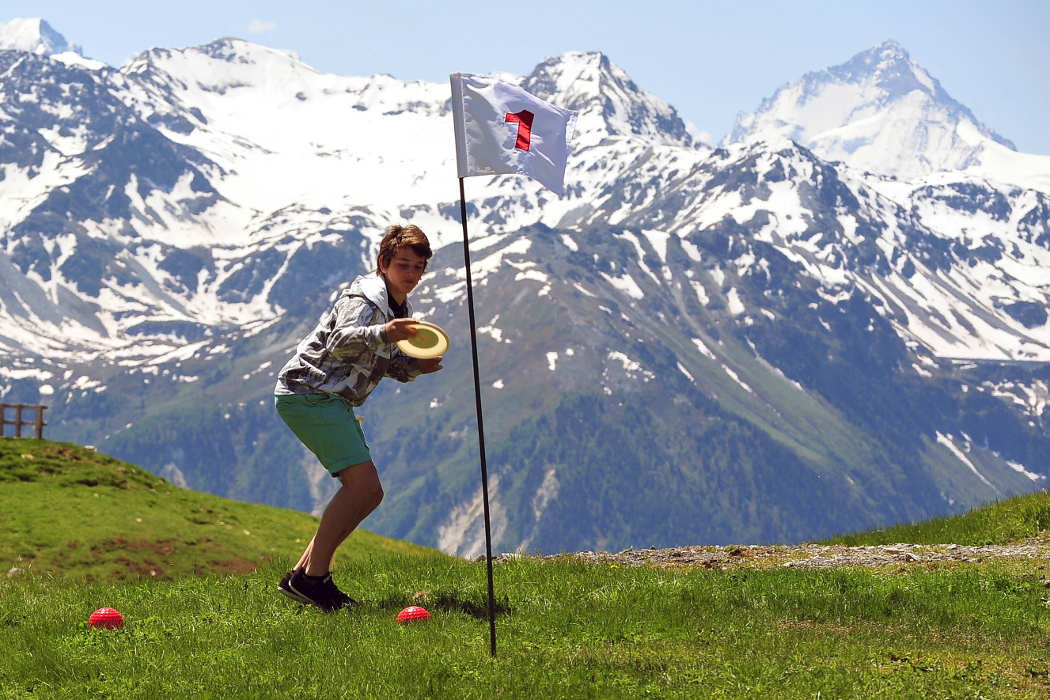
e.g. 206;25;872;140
505;110;534;151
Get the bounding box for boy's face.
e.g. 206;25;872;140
379;247;427;304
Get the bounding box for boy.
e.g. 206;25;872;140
273;224;442;611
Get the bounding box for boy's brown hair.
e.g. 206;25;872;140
376;224;432;271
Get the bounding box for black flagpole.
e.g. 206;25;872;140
457;176;498;657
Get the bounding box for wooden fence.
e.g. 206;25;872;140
0;403;48;439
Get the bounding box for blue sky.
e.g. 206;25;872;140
7;0;1049;154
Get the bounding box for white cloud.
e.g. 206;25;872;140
684;120;712;145
247;19;277;34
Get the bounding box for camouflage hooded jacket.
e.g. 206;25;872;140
274;273;421;405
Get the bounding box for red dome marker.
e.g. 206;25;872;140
88;607;124;629
396;605;430;624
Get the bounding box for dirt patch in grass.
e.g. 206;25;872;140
78;537;266;578
509;540;1050;571
203;557;262;576
114;556;166;579
93;537;179;557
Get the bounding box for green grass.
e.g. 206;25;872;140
6;438;1050;697
5;558;1050;697
824;489;1050;546
0;438;435;581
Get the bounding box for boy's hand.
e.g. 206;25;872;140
417;357;443;374
384;318;419;342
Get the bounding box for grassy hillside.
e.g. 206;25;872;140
824;489;1050;547
6;544;1050;696
7;440;1050;696
0;438;443;582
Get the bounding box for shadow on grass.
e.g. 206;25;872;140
375;593;511;619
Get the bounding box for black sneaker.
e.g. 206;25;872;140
278;568;311;604
321;573;359;609
286;570;356;612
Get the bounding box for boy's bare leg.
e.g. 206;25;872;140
295;461;384;577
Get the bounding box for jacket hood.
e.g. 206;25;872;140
346;272;390;311
345;272;411;317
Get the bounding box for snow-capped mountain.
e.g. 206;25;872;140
524;51;695;148
729;40;1050;193
0;17;79;56
0;36;703;361
2;23;1048;556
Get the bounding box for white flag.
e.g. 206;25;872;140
450;73;577;195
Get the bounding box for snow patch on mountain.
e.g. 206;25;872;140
936;432;999;493
601;272;645;300
1006;459;1044;482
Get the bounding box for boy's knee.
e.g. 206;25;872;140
338;461;383;510
370;484;385;509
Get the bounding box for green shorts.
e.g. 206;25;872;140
275;393;372;477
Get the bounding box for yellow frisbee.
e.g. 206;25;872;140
396;321;450;359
